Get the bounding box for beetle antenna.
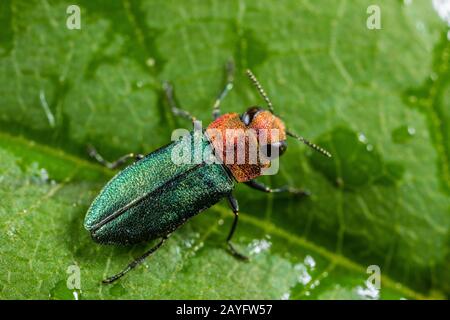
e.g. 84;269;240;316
246;69;274;113
287;130;332;158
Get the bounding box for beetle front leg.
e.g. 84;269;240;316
212;60;235;120
244;179;310;196
226;193;249;261
102;234;170;284
87;145;144;169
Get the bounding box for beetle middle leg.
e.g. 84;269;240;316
226;193;249;261
212;60;235;120
245;179;310;196
87;145;144;169
102;234;170;284
163;81;198;124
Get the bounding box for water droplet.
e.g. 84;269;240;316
355;282;380;300
310;280;320;289
183;238;195;248
248;238;272;255
294;263;312;285
281;292;290;300
403;0;412;6
40;168;49;182
26;162;51;184
392;125;416;144
218;219;224;225
358;133;368;144
366;144;374;152
146;58;155;67
432;0;450;25
304;255;316;269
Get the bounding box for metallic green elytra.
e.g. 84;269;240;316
85;65;331;284
85;132;234;245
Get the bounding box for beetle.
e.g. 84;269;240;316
84;62;331;283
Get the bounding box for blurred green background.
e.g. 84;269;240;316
0;0;449;299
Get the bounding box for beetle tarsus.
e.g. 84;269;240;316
87;144;143;169
288;188;311;197
163;81;198;124
102;235;169;284
244;180;310;197
228;242;249;261
225;193;249;260
102;266;132;284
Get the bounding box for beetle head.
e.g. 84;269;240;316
240;106;288;160
245;69;332;159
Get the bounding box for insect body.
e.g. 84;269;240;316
85;133;234;245
84;63;331;283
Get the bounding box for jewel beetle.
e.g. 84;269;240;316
84;62;331;283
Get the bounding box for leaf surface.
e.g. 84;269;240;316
0;0;448;299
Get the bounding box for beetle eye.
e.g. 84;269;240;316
260;140;287;159
278;140;288;156
241;106;262;125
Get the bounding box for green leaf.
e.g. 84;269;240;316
0;0;448;299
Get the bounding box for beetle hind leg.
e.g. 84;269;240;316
225;193;249;261
87;145;143;169
102;235;170;284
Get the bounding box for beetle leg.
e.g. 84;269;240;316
163;81;198;124
102;234;170;284
244;179;310;196
226;193;249;261
87;145;144;169
212;60;235;120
